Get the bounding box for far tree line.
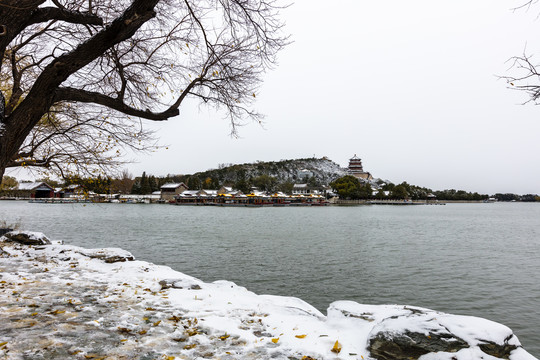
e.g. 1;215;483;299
1;172;539;202
329;175;540;202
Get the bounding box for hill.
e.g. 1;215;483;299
184;157;349;191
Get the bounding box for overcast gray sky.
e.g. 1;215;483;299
87;1;540;193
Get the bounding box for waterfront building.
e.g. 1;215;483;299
292;183;322;195
160;183;188;201
218;186;233;195
9;182;55;199
348;154;373;180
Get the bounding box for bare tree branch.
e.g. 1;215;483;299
54;86;180;120
28;7;103;27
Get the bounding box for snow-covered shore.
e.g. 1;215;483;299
0;231;537;360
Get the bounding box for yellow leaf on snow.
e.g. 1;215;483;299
295;334;307;339
331;340;342;354
271;338;279;343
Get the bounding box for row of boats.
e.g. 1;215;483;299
174;192;329;207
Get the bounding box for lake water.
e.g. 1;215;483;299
1;201;538;356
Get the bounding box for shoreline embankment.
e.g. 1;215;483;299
0;231;537;360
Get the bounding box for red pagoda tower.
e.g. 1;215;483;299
348;154;373;180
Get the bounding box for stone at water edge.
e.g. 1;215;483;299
368;330;469;360
1;231;51;245
77;248;135;263
327;301;533;360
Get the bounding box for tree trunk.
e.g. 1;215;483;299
0;0;160;183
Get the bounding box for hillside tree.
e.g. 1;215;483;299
330;175;371;200
0;0;288;182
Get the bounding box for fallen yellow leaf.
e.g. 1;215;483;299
295;334;307;339
271;338;279;343
331;340;342;354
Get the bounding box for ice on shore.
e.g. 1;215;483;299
0;232;537;360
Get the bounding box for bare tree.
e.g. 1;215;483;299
111;169;135;194
0;0;288;181
504;53;540;103
504;1;540;103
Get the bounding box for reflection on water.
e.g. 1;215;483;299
1;201;539;356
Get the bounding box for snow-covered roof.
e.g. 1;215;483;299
152;191;161;195
178;190;199;197
293;183;308;189
160;183;186;190
248;191;267;197
17;182;53;191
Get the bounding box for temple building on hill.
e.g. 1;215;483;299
348;154;373;180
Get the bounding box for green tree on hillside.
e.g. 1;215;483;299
252;174;277;192
375;189;387;200
278;181;294;194
186;176;201;191
390;184;408;199
330;175;371;200
234;179;251;194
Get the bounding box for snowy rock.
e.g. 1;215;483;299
327;302;524;360
1;231;51;245
369;330;469;360
159;278;203;290
77;248;134;263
